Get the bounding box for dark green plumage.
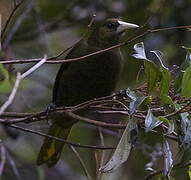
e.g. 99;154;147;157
36;18;139;167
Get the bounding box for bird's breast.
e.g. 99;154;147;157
55;49;123;106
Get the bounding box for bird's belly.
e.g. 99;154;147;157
56;52;122;106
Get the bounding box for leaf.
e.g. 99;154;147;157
181;63;191;97
160;67;170;97
150;50;166;68
174;72;183;94
132;42;148;60
99;119;136;173
163;139;173;178
158;116;175;135
0;64;12;93
126;89;149;114
145;109;162;132
180;145;191;164
125;89;137;114
132;42;161;92
180;111;191;145
175;103;191;145
144;61;161;92
188;165;191;180
150;51;172;104
181;52;191;70
138;96;152;110
161;95;174;105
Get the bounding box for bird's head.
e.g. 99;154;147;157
89;18;139;47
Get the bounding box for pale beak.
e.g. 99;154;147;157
117;20;139;34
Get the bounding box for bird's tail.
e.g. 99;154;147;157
36;122;72;167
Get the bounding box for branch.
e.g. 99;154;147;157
164;101;191;118
2;1;34;49
0;25;190;65
8;124;115;150
69;146;92;180
0;143;6;178
0;55;47;115
0;0;25;40
0;72;21;115
144;159;191;180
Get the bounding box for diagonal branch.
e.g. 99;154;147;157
8;124;116;150
0;25;190;65
0;0;25;40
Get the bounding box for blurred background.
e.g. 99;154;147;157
0;0;191;179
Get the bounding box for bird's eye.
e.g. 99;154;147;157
106;23;115;29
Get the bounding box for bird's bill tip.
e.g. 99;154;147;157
117;20;139;33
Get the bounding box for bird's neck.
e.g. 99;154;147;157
88;29;119;49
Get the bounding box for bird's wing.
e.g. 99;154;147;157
52;39;88;103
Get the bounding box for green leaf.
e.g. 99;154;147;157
138;96;152;110
145;109;162;132
144;60;161;92
99;119;136;173
188;165;191;180
132;42;161;92
150;50;172;104
174;72;183;94
181;64;191;96
160;95;174;105
0;64;12;93
160;67;171;99
181;145;191;164
158;116;174;135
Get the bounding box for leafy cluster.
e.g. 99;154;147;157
100;42;191;179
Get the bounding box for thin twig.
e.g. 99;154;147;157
97;127;106;180
65;112;127;129
87;14;96;28
144;160;191;180
164;101;191;119
6;151;21;180
69;146;92;180
0;72;21;115
48;14;96;60
8;124;115;150
20;55;47;79
1;0;25;40
0;25;190;65
2;1;33;49
144;169;163;180
0;55;47;115
149;25;191;33
0;143;6;178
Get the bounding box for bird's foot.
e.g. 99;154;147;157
45;103;56;125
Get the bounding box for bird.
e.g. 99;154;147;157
36;18;139;167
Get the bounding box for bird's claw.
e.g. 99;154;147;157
45;103;56;125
